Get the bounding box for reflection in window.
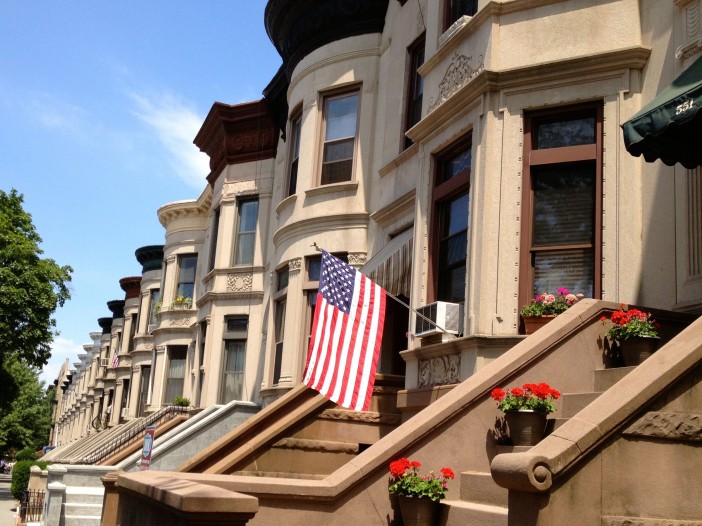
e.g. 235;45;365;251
433;139;471;303
234;199;258;265
438;193;469;302
536;117;595;149
176;255;197;300
164;346;187;404
321;91;359;185
288;115;301;196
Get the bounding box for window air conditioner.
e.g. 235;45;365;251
100;358;109;367
414;301;463;338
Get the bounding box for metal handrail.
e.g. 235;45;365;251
80;405;188;464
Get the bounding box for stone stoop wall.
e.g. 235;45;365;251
104;300;692;525
494;315;702;526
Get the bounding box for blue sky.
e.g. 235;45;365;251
0;2;281;384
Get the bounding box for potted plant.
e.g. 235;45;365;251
388;457;455;526
172;396;191;408
521;288;584;334
601;306;660;366
491;382;560;446
171;296;192;310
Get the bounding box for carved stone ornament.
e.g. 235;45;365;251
428;53;485;112
170;316;192;327
156;346;166;354
418;354;460;387
288;258;302;272
227;272;254;292
676;1;702;59
347;252;367;267
623;411;702;442
223;180;257;199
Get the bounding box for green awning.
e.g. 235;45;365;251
622;54;702;169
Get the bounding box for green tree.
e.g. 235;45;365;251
0;189;72;369
0;358;53;455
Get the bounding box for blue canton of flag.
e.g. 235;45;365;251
304;251;387;411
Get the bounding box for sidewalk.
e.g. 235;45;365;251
0;474;18;525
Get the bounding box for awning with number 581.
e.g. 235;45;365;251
622;54;702;169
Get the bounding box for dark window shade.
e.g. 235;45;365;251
533;249;594;298
532;164;595;247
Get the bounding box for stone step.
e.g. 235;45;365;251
558;392;600;418
240;438;357;476
441;499;508;526
594;366;635;391
63;516;102;526
65;486;104;505
63;502;102;517
459;471;507;507
293;409;401;445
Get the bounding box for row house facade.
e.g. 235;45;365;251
50;0;702;460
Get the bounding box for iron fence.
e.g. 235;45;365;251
19;489;44;522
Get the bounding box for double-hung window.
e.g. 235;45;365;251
273;267;289;385
176;255;197;301
163;346;187;404
287;114;302;196
520;103;603;309
220;316;248;403
208;208;220;272
234;199;258;266
404;34;425;148
320;90;360;185
431;138;472;303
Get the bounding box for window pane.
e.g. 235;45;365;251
176;283;194;300
536;117;595;149
440;147;471;183
235;200;258;265
164;347;187;403
308;257;322;281
239;200;258;232
532;164;594;246
323;138;355;163
226;317;248;333
277;268;289;291
325;94;359;141
321;160;353;185
438;192;469;303
149;289;161;326
235;233;255;265
533;249;594;297
179;256;197;282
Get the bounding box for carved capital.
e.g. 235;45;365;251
288;258;303;273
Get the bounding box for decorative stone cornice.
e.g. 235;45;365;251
157;199;209;229
97;317;113;335
265;0;389;79
119;276;142;300
418;354;460;387
427;53;485;112
106;300;125;319
194;100;279;186
135;245;164;273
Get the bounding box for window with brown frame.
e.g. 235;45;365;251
444;0;478;30
430;136;472;303
287;113;302;196
233;198;258;266
320;90;360;185
519;103;603;314
272;266;289;385
404;34;425;149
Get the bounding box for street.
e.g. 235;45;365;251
0;474;17;526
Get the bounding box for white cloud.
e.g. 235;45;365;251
22;92;91;140
127;91;210;188
40;337;86;387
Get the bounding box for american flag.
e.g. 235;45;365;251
111;347;119;368
304;251;386;411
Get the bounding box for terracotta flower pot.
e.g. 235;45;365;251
398;496;440;526
504;410;548;446
523;315;556;335
618;336;660;366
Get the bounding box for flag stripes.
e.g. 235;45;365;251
304;251;386;411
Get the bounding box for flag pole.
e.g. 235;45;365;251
311;243;451;334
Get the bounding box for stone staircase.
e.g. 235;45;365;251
233;406;402;478
440;366;635;525
62;486;104;526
